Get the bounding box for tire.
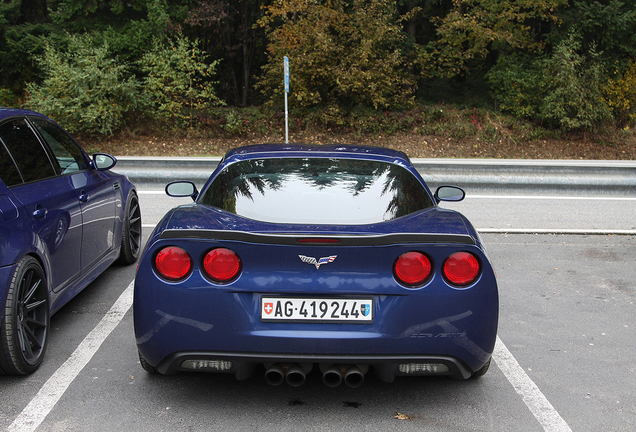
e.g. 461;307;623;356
0;256;50;375
118;191;142;265
138;350;158;374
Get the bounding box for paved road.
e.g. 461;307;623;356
440;195;636;234
1;191;634;431
138;190;636;234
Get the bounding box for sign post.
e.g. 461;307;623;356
284;56;289;143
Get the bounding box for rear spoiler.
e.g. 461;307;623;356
159;230;476;246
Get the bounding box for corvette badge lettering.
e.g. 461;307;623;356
299;255;337;269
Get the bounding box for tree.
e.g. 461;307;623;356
185;0;265;106
538;32;611;130
258;0;415;117
47;0;186;62
419;0;567;78
26;34;142;135
139;35;224;128
1;0;187;105
550;1;636;70
0;0;57;104
604;59;636;126
488;31;612;130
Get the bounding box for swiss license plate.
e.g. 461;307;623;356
260;297;373;323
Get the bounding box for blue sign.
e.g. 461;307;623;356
284;56;289;93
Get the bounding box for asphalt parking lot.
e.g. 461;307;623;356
1;162;634;431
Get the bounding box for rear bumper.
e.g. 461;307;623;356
154;350;476;381
134;240;499;380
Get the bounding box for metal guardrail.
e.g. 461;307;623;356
113;156;636;196
413;159;636;196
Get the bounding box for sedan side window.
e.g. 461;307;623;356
30;117;88;174
0;119;55;183
0;142;23;187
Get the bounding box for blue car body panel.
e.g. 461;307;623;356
134;144;498;383
0;108;137;320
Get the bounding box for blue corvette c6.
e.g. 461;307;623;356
0;108;141;375
134;144;498;387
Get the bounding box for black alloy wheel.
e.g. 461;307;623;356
118;191;142;265
0;256;50;375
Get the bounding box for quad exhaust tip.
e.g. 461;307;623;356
344;366;365;388
285;364;307;387
322;366;343;388
264;363;368;387
264;363;285;386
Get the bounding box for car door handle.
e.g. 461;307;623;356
33;206;48;218
79;191;89;203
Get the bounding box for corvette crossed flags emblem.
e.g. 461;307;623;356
299;255;337;269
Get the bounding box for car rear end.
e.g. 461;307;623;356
133;146;498;385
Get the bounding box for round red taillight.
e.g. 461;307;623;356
443;252;480;286
155;246;192;280
202;248;241;283
394;251;432;286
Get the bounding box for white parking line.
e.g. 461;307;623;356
8;282;134;432
493;336;572;432
480;228;636;235
8;283;571;432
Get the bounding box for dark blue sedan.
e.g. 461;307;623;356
0;108;141;375
134;144;497;387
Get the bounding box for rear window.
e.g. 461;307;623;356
0;118;55;184
199;158;433;224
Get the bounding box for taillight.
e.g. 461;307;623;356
202;248;241;283
394;251;432;287
155;246;192;281
443;252;480;286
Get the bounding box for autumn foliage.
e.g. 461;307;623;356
1;0;635;133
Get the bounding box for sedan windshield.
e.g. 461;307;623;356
199;158;434;224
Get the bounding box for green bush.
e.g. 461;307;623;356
604;59;636;126
488;32;612;131
139;35;224;128
26;34;141;135
222;110;246;136
486;54;543;118
0;87;17;106
537;32;611;131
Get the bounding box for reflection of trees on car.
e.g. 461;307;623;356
42;210;71;252
200;157;433;223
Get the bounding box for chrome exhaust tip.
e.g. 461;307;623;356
285;364;307;387
264;363;285;386
322;366;344;388
344;366;365;388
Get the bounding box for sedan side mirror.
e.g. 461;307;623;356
166;181;199;201
435;185;465;202
93;153;117;171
